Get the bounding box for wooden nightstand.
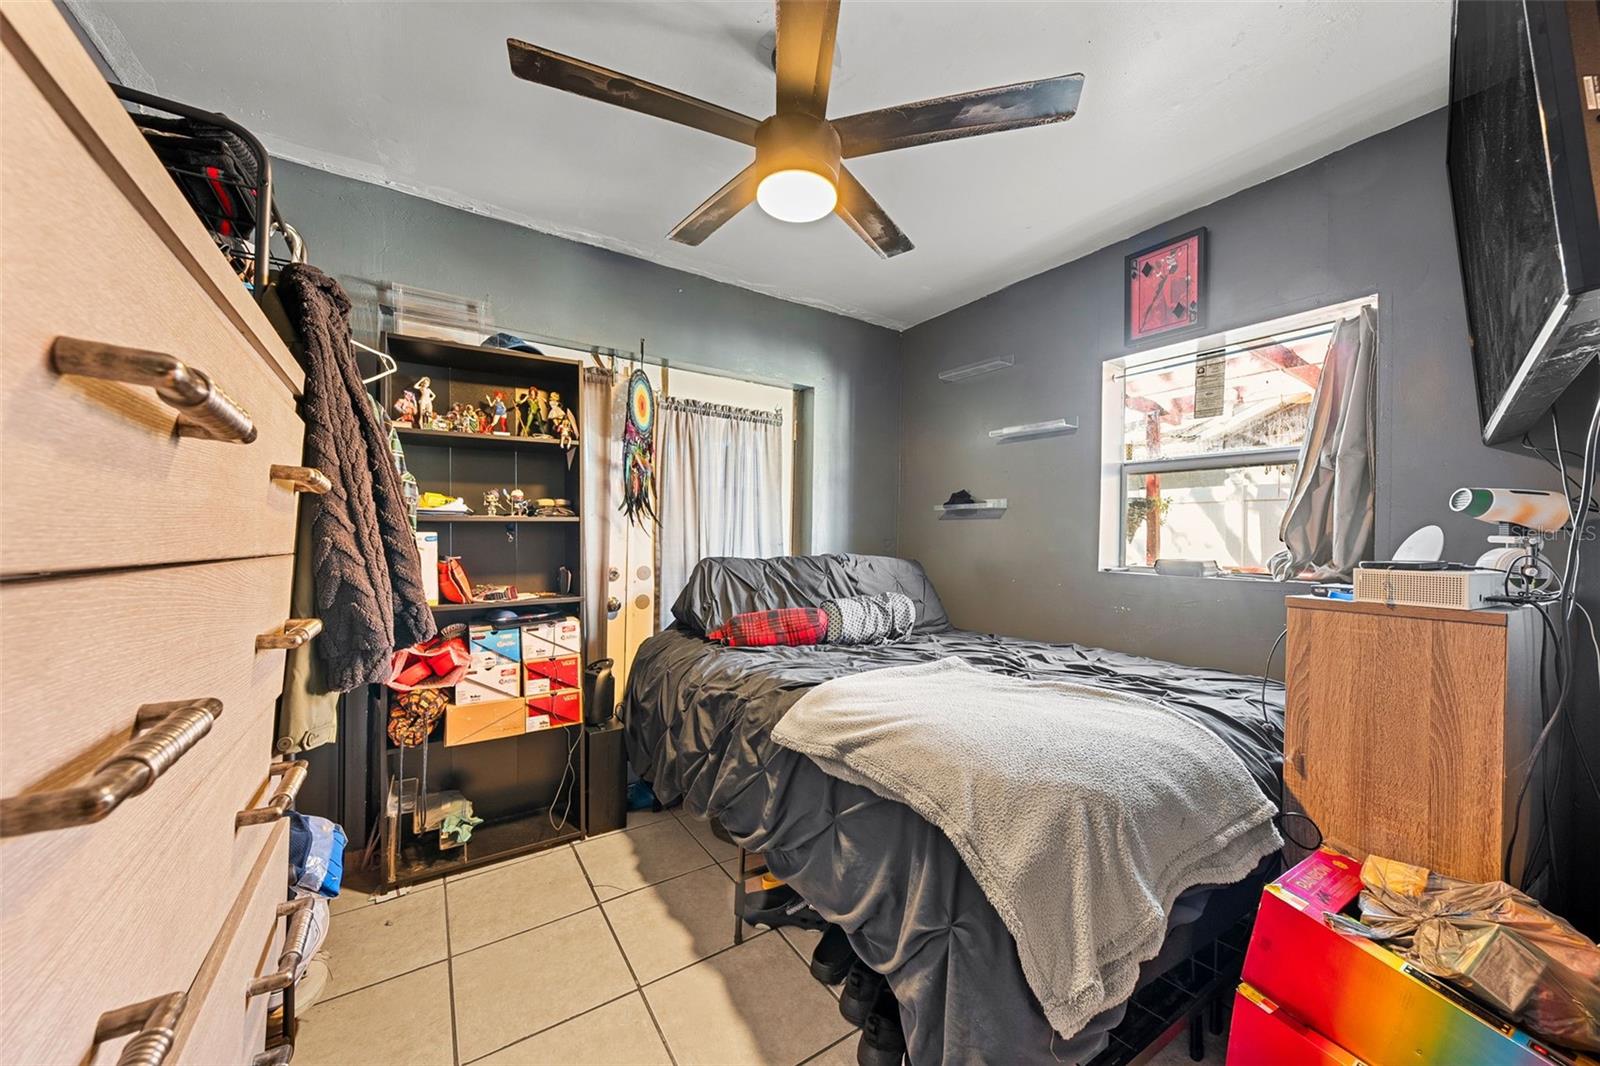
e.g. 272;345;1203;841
1283;595;1542;883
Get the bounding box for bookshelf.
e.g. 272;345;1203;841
376;331;589;886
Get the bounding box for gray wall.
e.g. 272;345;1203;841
896;110;1574;676
272;160;902;558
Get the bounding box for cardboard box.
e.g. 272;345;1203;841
527;687;582;729
457;625;521;704
524;653;581;691
415;531;439;605
444;698;525;747
522;617;581;660
525;712;551;732
1227;983;1364;1066
523;674;551;697
1241;848;1579;1066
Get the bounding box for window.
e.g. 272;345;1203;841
1099;296;1377;576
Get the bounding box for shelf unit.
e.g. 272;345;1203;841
417;514;579;524
376;331;588;887
429;596;582;618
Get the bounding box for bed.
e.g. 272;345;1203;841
623;554;1285;1065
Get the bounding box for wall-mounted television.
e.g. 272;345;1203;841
1447;0;1600;444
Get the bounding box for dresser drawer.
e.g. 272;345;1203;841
0;555;302;1064
0;20;308;578
174;819;292;1066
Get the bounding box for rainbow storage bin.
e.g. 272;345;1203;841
1229;848;1585;1066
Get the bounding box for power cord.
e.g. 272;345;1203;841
1261;627;1322;851
548;724;582;833
1500;383;1600;889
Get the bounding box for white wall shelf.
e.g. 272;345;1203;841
934;498;1008;514
988;418;1077;441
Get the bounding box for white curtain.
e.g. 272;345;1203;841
580;366;618;661
657;398;785;628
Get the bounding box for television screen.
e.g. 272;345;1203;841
1447;0;1600;443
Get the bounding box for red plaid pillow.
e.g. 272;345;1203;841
709;608;829;648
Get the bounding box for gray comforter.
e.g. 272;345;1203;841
623;556;1283;1065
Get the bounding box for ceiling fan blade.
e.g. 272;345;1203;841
774;0;841;116
668;163;760;246
507;38;759;145
835;167;913;258
834;73;1084;158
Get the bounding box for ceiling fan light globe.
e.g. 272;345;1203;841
756;168;837;223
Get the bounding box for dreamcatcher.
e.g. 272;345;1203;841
620;367;657;525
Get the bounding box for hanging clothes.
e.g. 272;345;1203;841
277;263;436;692
1270;307;1379;580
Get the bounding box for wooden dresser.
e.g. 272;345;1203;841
2;6;319;1063
1283;595;1541;884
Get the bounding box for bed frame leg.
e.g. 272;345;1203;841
1208;989;1226;1036
733;846;747;945
1188;1014;1205;1061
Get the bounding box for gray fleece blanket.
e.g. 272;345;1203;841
771;656;1282;1039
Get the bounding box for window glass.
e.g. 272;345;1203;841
1120;327;1331;462
1122;462;1299;573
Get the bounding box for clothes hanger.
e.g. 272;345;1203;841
356;338;397;384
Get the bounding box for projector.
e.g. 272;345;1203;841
1352;564;1504;611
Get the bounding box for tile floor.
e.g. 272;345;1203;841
297;806;855;1066
298;805;1230;1066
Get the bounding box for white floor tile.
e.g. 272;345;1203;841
603;865;760;983
800;1035;859;1066
295;962;454;1066
644;932;854;1065
452;908;635;1063
468;993;672;1066
576;818;715;900
446;846;596;953
322;885;449;999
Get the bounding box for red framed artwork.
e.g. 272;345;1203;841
1125;228;1206;344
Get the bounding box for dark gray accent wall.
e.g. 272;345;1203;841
271;159;902;558
896;110;1573;676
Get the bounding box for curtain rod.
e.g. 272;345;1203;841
1113;321;1343;382
659;395;784;425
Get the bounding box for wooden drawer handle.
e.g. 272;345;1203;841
237;761;309;827
256;618;324;651
94;991;187;1066
270;465;331;494
0;699;223;838
51;337;257;444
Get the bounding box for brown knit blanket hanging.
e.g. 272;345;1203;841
277;263;436;690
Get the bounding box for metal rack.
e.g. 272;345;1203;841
110;83;300;296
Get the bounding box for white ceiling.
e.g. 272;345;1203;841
72;1;1452;330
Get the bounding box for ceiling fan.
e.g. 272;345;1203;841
506;0;1083;258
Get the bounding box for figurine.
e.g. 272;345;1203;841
414;377;437;427
483;490;506;517
487;391;510;435
519;388;548;437
506;488;529;516
393;389;418;427
459;405;482;434
548;391;579;448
